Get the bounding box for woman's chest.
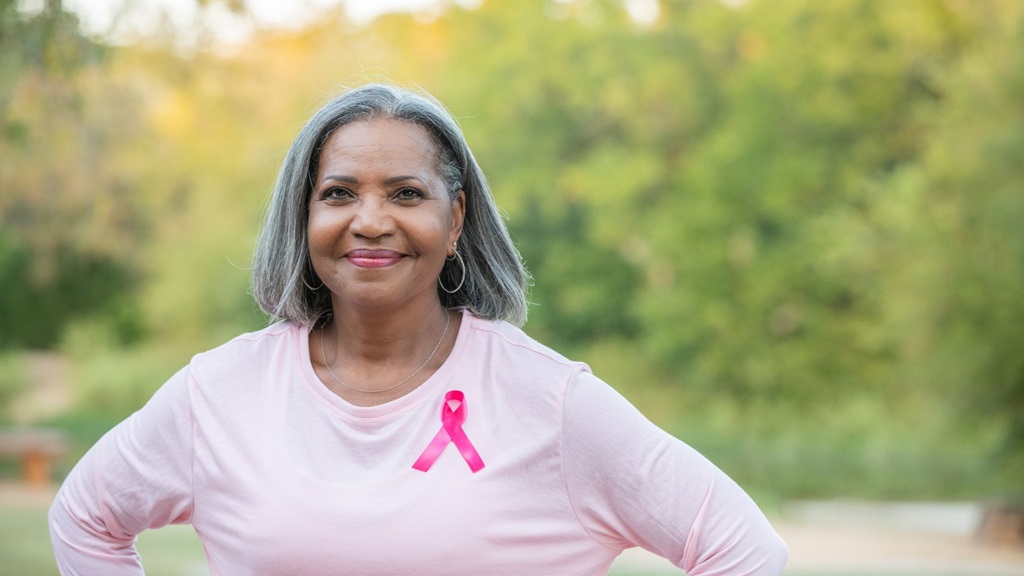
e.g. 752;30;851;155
188;390;611;574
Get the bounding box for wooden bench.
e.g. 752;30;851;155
0;428;69;487
978;501;1024;547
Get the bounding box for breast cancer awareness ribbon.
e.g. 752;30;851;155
412;390;485;473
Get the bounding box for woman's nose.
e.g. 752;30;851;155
350;197;395;238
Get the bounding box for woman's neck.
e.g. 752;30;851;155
313;300;458;404
328;302;450;362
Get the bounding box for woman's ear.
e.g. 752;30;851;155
450;190;466;246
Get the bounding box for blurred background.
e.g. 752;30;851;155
1;0;1023;574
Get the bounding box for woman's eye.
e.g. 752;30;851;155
394;187;424;202
321;187;353;200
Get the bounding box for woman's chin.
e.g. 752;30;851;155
330;286;434;312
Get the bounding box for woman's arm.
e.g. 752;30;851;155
562;370;788;575
49;367;196;575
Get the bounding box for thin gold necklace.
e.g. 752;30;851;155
319;312;451;394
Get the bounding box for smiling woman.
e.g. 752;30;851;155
48;83;787;575
308;119;464;314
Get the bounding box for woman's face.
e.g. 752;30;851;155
308;118;465;313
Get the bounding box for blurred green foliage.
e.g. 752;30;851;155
0;233;142;348
0;0;1021;500
0;352;27;422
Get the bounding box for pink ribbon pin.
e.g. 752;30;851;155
412;390;485;473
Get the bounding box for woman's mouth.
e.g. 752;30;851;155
346;249;404;268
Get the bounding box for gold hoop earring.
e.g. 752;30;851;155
303;267;324;291
304;253;324;291
439;249;466;294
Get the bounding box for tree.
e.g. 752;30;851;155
0;0;143;348
881;0;1024;498
635;0;964;409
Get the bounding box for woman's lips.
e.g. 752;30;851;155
346;249;404;268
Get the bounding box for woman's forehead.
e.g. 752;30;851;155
320;119;438;164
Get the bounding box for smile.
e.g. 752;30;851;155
346;249;404;268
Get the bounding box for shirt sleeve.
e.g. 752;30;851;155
561;369;788;575
49;366;196;575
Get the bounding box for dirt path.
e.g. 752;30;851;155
611;501;1024;575
776;522;1024;575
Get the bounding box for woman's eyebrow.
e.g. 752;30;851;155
320;175;358;184
319;175;422;185
383;175;422;185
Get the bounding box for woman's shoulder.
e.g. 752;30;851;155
188;321;303;374
464;312;590;374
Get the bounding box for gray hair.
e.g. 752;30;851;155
251;84;530;327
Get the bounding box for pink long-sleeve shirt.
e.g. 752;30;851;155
50;311;787;575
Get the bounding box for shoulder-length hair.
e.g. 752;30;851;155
251;83;530;327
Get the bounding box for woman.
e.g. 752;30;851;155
49;84;787;575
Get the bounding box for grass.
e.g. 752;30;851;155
1;497;56;576
0;352;29;418
0;486;208;576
